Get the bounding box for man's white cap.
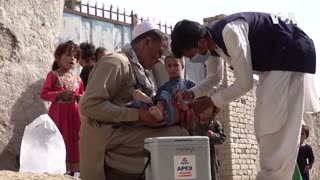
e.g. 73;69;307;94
132;21;158;40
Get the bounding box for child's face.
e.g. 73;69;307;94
165;57;183;78
300;131;307;144
79;56;95;67
58;51;78;71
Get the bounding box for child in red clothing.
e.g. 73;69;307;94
40;40;84;175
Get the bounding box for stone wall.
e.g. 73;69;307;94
0;0;64;170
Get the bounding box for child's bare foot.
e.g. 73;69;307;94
150;100;166;120
149;106;163;120
133;89;153;104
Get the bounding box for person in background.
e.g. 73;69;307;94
79;42;96;67
170;12;318;179
152;53;195;127
156;53;195;93
189;106;225;180
40;40;84;176
95;47;108;61
297;125;314;180
79;42;96;90
78;21;192;180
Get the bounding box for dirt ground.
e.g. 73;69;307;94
0;171;80;180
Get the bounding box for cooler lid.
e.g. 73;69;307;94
144;136;208;143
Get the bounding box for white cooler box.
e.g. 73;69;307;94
144;136;211;180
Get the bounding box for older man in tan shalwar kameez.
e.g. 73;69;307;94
78;22;190;180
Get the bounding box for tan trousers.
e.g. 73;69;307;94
79;118;189;180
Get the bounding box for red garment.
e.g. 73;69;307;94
40;71;84;163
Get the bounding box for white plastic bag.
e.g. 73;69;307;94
19;114;66;174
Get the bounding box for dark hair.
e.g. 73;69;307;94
95;47;108;57
52;40;81;70
302;125;310;138
131;29;164;45
80;42;96;60
171;20;206;58
164;53;183;65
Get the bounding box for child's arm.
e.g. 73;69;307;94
40;71;59;102
307;145;315;168
75;79;85;103
303;145;314;173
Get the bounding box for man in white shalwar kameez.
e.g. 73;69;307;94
170;12;319;180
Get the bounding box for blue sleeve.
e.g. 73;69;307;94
131;100;143;108
155;84;166;101
187;79;196;89
154;90;174;126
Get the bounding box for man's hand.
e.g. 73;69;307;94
304;165;311;173
172;89;184;101
172;89;193;101
180;109;196;129
138;107;166;127
75;94;82;103
188;96;217;116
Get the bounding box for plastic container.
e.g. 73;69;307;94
144;136;211;180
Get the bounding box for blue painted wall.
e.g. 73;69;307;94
59;11;205;85
59;12;131;52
